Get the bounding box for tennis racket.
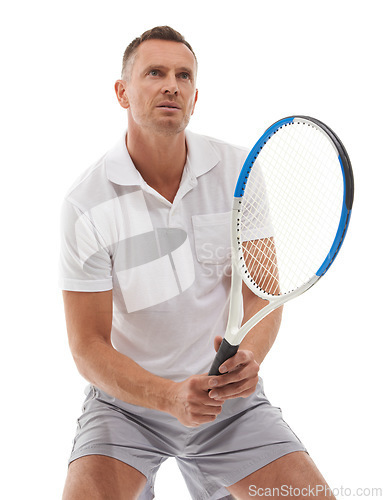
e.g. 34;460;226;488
209;115;354;376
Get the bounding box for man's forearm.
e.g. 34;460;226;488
239;308;282;364
74;340;176;413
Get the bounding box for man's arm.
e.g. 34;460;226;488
63;290;224;427
240;283;282;365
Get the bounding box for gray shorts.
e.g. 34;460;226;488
69;377;306;500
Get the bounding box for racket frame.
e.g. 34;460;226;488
223;116;353;347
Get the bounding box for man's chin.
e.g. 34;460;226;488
150;119;190;137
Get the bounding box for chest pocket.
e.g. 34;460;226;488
192;212;231;265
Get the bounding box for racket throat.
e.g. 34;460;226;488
224;262;244;346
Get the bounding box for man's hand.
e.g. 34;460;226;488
169;374;225;427
168;336;259;427
207;336;260;401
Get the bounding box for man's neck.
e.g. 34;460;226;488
126;126;187;203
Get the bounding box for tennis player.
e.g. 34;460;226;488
60;26;335;499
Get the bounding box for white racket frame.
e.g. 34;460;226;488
224;116;344;346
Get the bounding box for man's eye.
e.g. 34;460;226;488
149;70;160;76
179;72;190;80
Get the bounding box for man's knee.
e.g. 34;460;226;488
62;455;147;500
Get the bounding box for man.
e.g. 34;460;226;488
60;26;334;499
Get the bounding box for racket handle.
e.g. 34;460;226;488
208;338;239;376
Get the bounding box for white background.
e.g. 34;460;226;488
1;0;382;498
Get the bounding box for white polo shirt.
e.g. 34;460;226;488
59;130;249;381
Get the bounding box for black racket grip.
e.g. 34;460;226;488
208;338;239;376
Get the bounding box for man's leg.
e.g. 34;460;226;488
62;455;147;500
227;451;335;499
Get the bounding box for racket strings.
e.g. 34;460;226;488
242;238;277;280
243;238;280;294
239;122;343;295
242;238;280;294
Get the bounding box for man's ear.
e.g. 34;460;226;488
191;88;198;116
114;80;130;109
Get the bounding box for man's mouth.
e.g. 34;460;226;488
156;101;181;110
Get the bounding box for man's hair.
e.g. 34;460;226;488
121;26;197;80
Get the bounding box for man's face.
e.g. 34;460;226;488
123;39;198;136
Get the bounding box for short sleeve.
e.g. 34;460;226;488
59;199;113;291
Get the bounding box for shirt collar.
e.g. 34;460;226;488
105;130;220;186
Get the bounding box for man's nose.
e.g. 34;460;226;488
162;75;179;95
